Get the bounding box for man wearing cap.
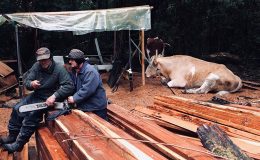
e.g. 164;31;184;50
66;49;108;120
0;47;75;153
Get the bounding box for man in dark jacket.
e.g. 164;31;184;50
0;47;75;153
66;49;108;120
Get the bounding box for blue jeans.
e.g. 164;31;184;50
8;94;46;142
92;108;108;121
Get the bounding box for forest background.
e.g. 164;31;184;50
0;0;259;80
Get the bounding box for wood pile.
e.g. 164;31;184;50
38;110;166;160
34;95;259;159
134;95;260;159
0;61;18;103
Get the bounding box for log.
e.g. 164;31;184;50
197;124;252;160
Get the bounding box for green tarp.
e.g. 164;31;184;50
5;5;151;35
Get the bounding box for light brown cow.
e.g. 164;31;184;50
145;55;242;95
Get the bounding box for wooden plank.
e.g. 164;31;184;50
0;149;9;160
0;61;14;77
15;143;28;160
242;80;260;87
47;120;82;160
154;96;260;136
49;112;144;160
36;127;68;160
108;104;217;160
108;112;187;160
168;96;260;116
134;106;260;158
73;110;166;160
147;104;260;142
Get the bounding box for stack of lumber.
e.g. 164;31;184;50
35;95;259;159
108;104;218;159
134;95;260;159
0;61;18;103
37;110;166;160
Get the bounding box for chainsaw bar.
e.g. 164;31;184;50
19;102;65;113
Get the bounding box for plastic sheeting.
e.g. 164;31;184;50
6;5;151;35
0;15;6;26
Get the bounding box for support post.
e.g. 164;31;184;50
15;25;23;98
141;29;145;85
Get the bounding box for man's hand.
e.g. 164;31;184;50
67;96;75;104
46;95;56;106
31;80;41;89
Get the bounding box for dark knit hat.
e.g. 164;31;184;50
36;47;51;61
66;49;85;59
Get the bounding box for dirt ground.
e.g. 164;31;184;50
0;72;260;131
0;72;259;159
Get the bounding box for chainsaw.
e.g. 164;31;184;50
19;101;73;121
19;101;70;113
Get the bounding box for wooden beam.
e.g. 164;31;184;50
48;110;165;160
36;127;68;160
154;96;260;136
108;104;216;160
73;110;166;160
147;104;260;142
134;106;260;157
15;143;28;160
108;112;187;160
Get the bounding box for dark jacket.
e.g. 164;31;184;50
70;62;107;111
25;60;75;100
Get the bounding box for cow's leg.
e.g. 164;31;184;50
167;79;187;88
160;76;170;85
185;73;219;94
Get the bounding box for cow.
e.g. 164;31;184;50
145;55;242;95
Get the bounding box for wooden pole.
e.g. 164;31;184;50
141;29;145;85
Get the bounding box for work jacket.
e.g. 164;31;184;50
70;62;107;111
25;60;75;100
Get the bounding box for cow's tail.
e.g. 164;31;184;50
230;76;243;93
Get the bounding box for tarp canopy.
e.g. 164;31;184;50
0;15;6;26
4;5;151;35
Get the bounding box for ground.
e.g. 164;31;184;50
1;72;260;130
0;72;259;158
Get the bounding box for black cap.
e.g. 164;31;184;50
66;49;85;59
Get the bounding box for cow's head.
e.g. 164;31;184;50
145;55;161;78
